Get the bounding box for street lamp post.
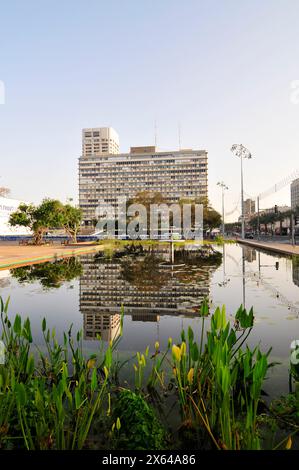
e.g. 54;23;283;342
230;144;252;240
217;181;228;236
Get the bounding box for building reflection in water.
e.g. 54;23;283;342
243;246;256;263
292;256;299;287
79;249;222;341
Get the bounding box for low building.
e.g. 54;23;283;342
0;196;31;236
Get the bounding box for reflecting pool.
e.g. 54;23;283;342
1;242;299;398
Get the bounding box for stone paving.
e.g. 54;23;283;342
238;239;299;256
0;242;102;269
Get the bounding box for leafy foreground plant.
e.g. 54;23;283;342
139;302;291;450
0;296;297;450
111;389;166;450
0;297;123;450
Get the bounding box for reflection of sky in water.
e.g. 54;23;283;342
1;243;299;398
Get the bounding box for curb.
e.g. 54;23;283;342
238;239;299;257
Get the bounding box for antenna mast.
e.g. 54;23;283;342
178;122;181;150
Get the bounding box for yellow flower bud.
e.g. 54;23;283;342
286;436;292;450
87;358;96;369
116;417;121;431
155;341;160;351
172;344;181;362
187;368;194;385
180;341;186;356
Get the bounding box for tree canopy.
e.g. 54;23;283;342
9;199;82;244
179;196;222;232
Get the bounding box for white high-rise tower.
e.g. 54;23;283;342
82;127;119;157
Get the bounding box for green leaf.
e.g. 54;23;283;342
104;347;112;369
13;315;22;335
188;326;194;343
26;354;35;376
91;368;97;392
75;387;81;410
4;296;10;314
16;383;26;407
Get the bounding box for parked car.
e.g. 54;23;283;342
244;232;254;239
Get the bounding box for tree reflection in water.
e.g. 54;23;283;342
11;257;83;289
120;248;223;291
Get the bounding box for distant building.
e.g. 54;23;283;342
244;199;255;217
248;205;292;234
238;199;256;224
82;127;119;157
260;205;291;215
0;196;31;236
291;178;299;211
79;128;208;226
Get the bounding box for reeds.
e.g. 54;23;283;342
0;296;295;450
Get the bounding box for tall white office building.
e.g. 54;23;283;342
79;128;208;226
82;127;119;157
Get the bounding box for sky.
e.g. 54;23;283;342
0;0;299;221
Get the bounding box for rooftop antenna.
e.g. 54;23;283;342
154;119;158;148
178;122;181;150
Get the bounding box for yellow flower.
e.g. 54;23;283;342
116;417;121;431
172;344;181;362
133;364;138;372
286;436;292;450
187;368;194;385
87;358;96;369
103;366;109;378
180;341;186;356
155;341;160;351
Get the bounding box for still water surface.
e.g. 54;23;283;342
1;243;298;398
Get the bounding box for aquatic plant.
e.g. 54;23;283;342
0;295;297;450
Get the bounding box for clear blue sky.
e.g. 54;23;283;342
0;0;299;220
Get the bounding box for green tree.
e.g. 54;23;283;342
9;199;65;244
248;216;258;231
179;197;221;232
61;204;82;243
127;191;166;235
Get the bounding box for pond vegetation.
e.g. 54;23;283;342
0;294;298;450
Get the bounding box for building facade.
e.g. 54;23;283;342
79;252;213;340
291;178;299;211
82;127;119;157
238;198;256;224
244;199;255;218
79;131;208;226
